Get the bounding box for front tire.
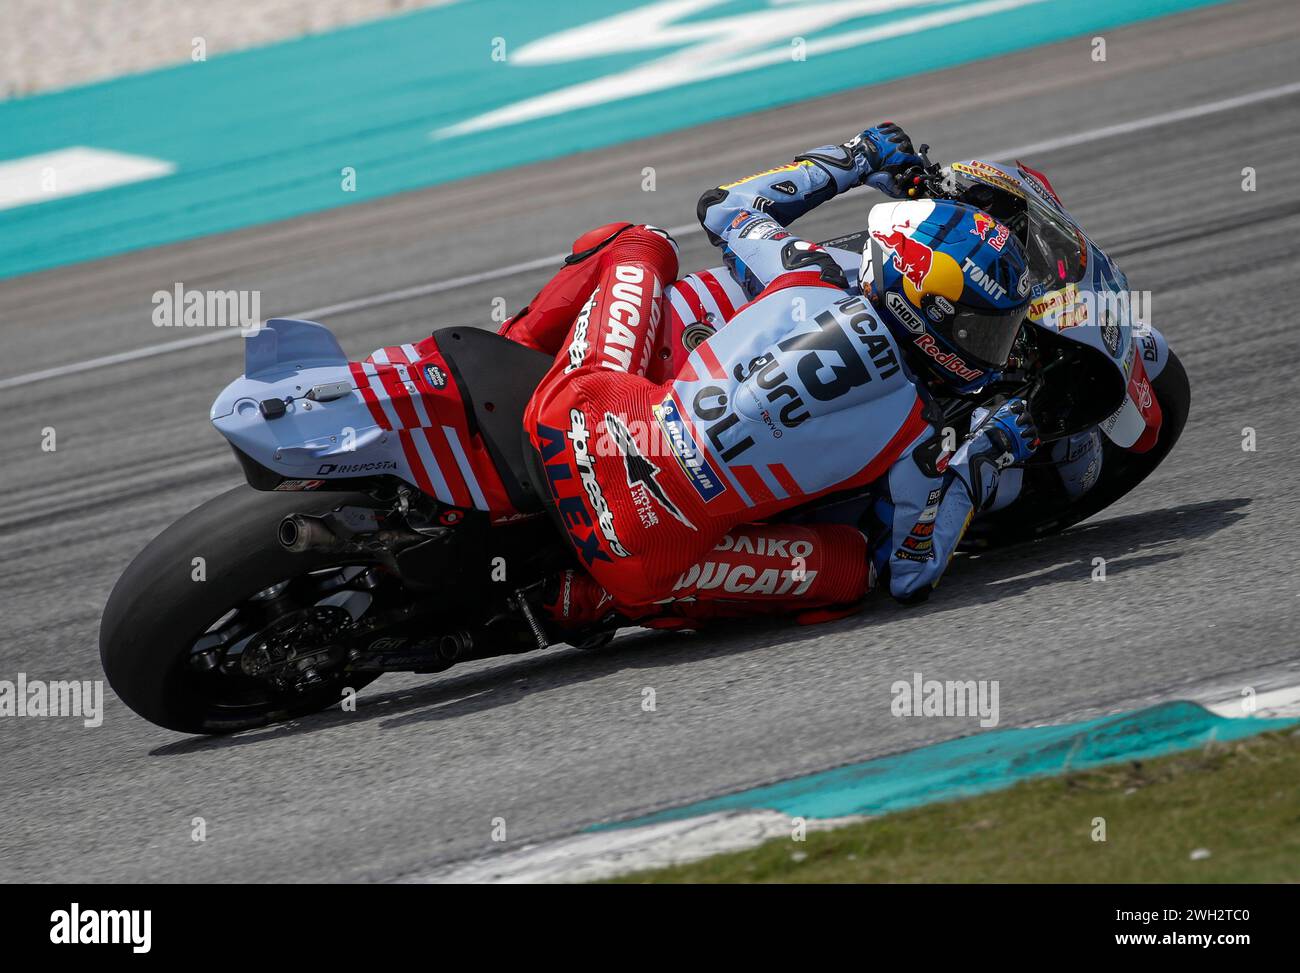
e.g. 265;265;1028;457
962;348;1191;549
100;486;383;734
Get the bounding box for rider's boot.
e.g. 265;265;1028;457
540;569;617;630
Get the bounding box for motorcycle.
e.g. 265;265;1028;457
100;155;1190;733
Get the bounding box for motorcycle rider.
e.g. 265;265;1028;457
504;124;1040;627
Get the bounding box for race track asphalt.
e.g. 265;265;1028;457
2;0;1298;882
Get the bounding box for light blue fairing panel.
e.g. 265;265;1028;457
949;159;1166;447
1135;325;1170;382
245;317;348;379
210;318;350;419
210;318;409;485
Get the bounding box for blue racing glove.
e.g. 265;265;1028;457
857;122;926;198
978;399;1040;468
959;398;1039;511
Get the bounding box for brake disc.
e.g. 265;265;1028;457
240;604;354;690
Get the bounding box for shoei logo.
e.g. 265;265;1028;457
436;0;1048;138
885;291;926;333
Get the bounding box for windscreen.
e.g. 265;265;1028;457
951;164;1087;291
1024;195;1088;290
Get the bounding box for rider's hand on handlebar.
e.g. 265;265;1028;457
981;399;1040;468
856;122;925;198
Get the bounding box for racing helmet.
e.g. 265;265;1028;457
861;198;1031;391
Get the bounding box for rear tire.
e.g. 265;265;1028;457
962;348;1190;549
100;486;383;734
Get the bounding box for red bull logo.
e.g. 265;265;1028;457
970;212;1009;251
914;333;983;383
871;221;934;290
871;219;966;307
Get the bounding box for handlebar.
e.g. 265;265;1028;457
898;144;962;201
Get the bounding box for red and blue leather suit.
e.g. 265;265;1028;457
502;142;1023;626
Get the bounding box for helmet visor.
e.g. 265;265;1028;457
935;306;1024;370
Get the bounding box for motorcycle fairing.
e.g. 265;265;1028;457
653;268;749;384
211;320;407;488
211;319;514;511
949;159;1162;452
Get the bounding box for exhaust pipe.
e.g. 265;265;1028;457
278;511;433;555
277;514;338;553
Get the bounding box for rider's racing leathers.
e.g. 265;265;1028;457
510;139;1033;623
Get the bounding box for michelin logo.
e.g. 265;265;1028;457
653;396;727;503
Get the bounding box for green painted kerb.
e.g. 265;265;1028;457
0;0;1228;280
595;702;1297;829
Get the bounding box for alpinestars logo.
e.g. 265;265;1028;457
569;409;630;557
565;289;599;374
604;412;694;531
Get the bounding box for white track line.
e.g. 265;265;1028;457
0;147;175;211
991;79;1300;160
0;221;696;392
3;81;1299;393
407;811;868;884
1203;684;1300;720
411;681;1300;883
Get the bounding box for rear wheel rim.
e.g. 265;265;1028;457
182;565;384;720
